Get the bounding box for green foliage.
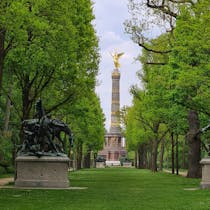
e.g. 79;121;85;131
0;0;103;166
68;92;105;154
124;34;183;153
0;135;13;163
169;0;210;115
2;0;100;118
124;0;210;174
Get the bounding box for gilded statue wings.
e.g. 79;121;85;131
111;51;124;69
116;52;124;58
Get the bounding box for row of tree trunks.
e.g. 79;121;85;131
135;134;181;174
74;147;97;169
181;138;188;169
75;145;94;169
76;112;200;176
136;144;148;169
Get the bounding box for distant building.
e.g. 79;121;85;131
98;68;126;165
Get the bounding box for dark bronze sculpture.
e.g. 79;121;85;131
199;122;210;156
19;100;73;157
95;156;106;162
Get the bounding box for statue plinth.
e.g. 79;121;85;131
15;156;70;188
200;157;210;189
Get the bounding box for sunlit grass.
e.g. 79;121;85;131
0;168;210;210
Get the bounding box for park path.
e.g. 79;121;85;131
0;177;14;186
163;169;187;177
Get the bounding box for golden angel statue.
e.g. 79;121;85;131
111;51;124;69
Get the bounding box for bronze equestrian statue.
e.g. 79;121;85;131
19;100;73;157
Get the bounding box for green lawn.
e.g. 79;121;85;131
0;168;210;210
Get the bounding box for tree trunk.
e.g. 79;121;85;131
0;28;5;97
187;110;201;178
176;134;179;175
143;144;149;168
151;139;158;172
171;132;175;174
22;76;32;120
138;144;148;169
151;123;159;172
76;142;83;170
20;76;33;143
134;150;137;168
83;148;91;168
148;141;153;169
3;84;12;132
182;138;187;169
159;139;165;171
137;145;141;169
93;153;97;168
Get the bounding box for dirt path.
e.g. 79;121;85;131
163;169;187;177
0;177;14;186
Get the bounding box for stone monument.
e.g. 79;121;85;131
98;51;127;166
15;100;73;188
95;156;106;168
200;123;210;189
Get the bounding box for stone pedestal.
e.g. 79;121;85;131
200;157;210;189
15;156;70;188
123;162;132;167
96;162;105;168
105;160;121;166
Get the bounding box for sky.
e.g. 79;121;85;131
93;0;142;131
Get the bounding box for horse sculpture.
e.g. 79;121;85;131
19;100;73;157
50;118;74;152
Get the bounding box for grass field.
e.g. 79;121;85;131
0;168;210;210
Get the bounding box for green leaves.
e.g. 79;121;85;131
170;0;210;115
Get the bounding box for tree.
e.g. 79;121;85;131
0;0;16;96
125;0;209;178
0;0;102;170
169;0;210;177
124;33;189;172
66;92;105;169
125;86;169;172
3;0;99;120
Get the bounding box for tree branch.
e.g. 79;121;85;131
138;41;172;54
135;115;154;131
46;92;75;113
174;99;210;117
3;37;14;57
1;86;22;119
145;62;167;65
146;0;178;18
31;69;55;102
158;128;169;143
168;0;195;5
